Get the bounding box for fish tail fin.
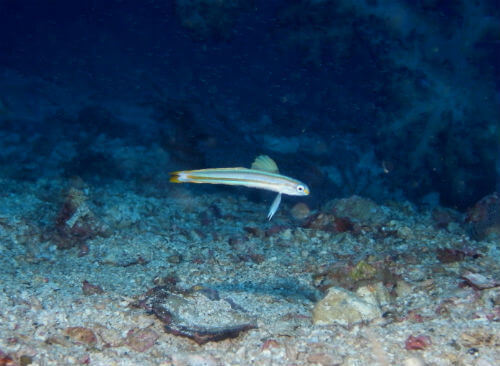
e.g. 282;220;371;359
169;171;187;183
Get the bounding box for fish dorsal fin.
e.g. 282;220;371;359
251;155;279;173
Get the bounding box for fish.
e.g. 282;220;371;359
169;155;310;220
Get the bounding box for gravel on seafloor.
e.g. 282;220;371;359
0;179;499;366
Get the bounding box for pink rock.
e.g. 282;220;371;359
125;328;159;352
405;335;431;350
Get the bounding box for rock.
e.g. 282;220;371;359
405;335;432;350
402;356;426;366
356;282;391;307
475;358;497;366
19;355;33;366
465;193;500;240
167;254;182;264
307;352;342;365
139;286;257;345
53;185;110;249
125;327;159;352
481;287;500;306
462;272;498;290
0;350;15;366
328;195;387;224
64;326;97;346
460;329;499;348
349;261;377;282
395;280;413;298
171;353;219;366
82;280;104;295
303;213;355;233
290;202;311;220
312;287;382;326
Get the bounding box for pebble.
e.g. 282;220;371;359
64;326;97;346
395;280;413;298
402;356;426;366
125;327;159;352
290;202;310;220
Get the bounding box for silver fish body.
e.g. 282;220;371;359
170;156;310;219
171;168;309;196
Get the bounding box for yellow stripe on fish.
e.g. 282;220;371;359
169;155;310;220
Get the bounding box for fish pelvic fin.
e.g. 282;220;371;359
267;193;282;220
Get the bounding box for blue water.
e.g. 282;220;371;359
0;0;499;209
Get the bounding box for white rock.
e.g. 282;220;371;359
312;286;382;326
356;282;391;307
402;356;426;366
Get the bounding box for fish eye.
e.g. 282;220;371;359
297;185;304;192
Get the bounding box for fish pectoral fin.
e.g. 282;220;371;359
267;193;282;220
